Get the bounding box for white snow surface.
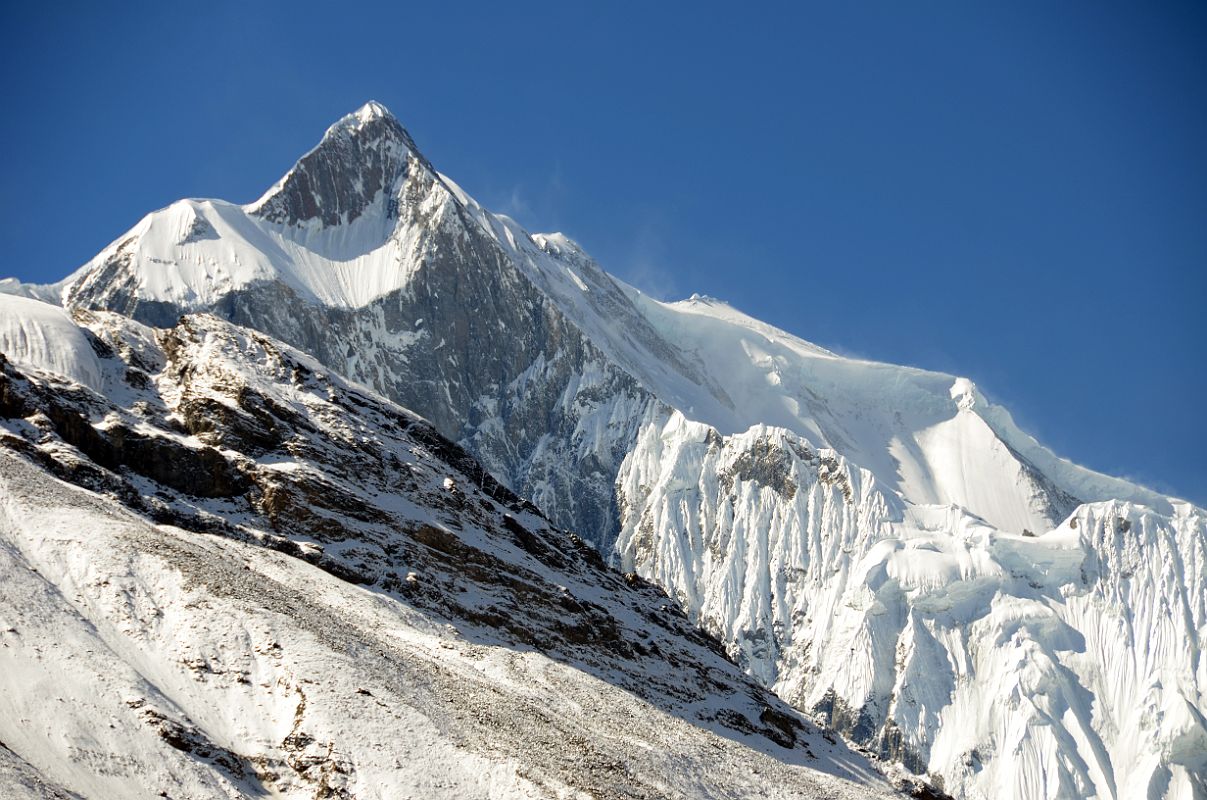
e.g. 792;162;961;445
565;287;1173;535
61;191;430;310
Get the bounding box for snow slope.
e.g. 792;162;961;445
4;101;1203;799
0;294;104;392
0;300;903;800
542;284;1172;538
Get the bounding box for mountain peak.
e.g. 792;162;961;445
351;99;394;123
328;99;406;139
247;101;420;228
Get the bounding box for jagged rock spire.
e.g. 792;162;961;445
248;101;420;228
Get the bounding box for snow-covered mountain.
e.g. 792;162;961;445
4;101;1204;799
0;295;905;799
47;101;663;551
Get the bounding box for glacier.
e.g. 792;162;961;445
615;412;1205;798
3;100;1204;799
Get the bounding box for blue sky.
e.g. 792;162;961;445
2;2;1204;504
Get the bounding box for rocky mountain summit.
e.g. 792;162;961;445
3;102;1204;799
58;103;664;552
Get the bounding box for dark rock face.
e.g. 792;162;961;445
250;103;420;229
810;687;951;800
0;354;246;500
1005;437;1081;524
181;213;218;244
721;437;800;500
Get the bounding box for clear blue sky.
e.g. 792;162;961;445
2;2;1204;504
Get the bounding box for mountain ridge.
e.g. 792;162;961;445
2;101;1203;800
